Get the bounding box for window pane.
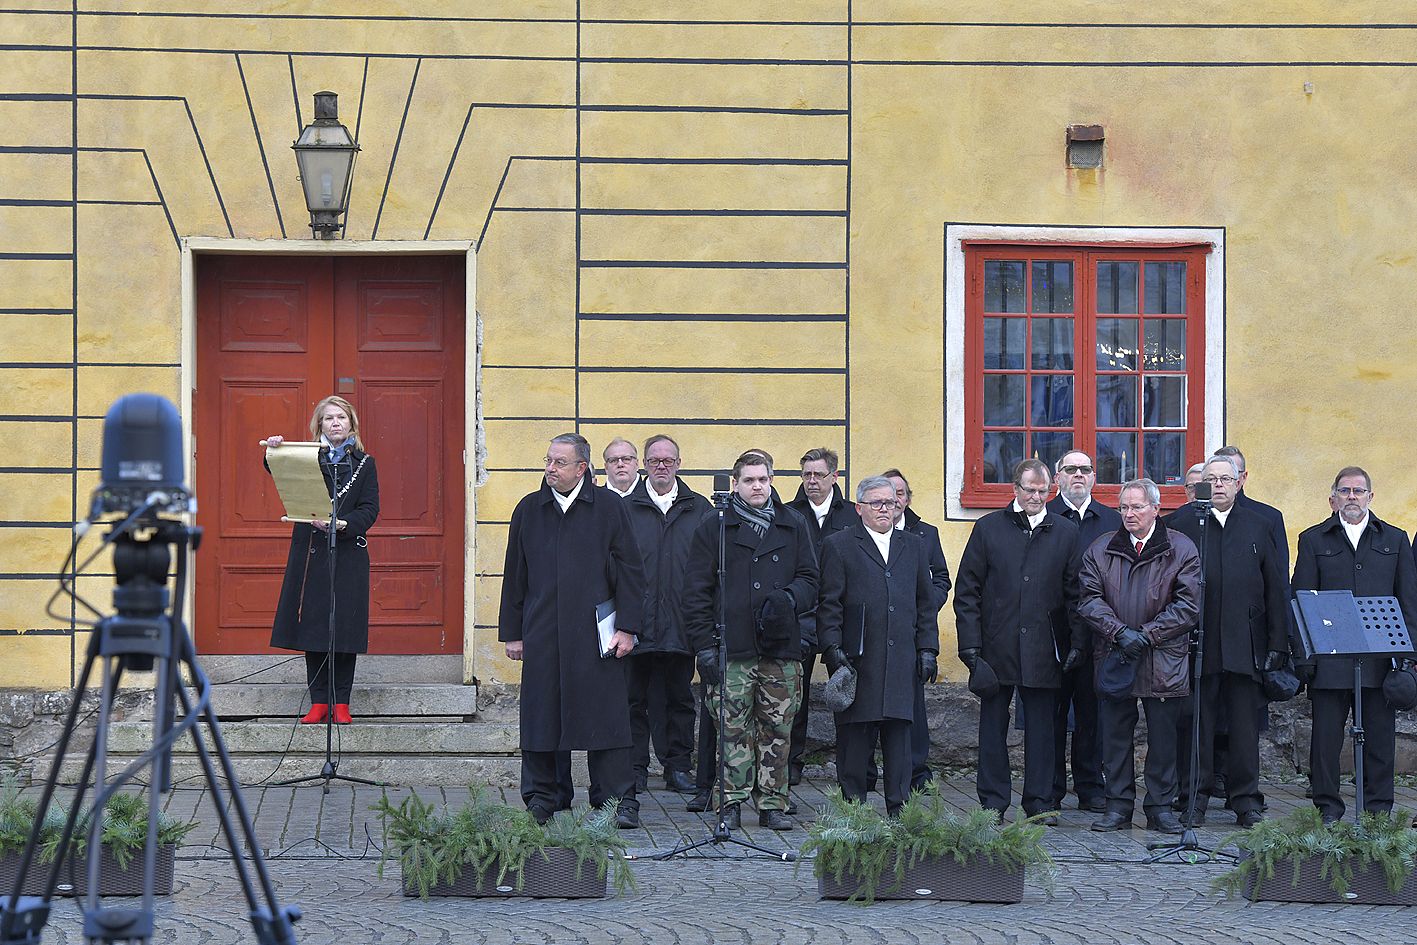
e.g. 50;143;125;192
1031;431;1073;472
984;260;1026;313
982;432;1024;484
1096;261;1138;314
1031;260;1074;313
983;374;1025;426
1143;376;1186;428
1095;432;1137;484
1144;261;1186;313
1144;432;1186;485
1097;374;1137;427
1144;319;1187;370
1095;318;1138;371
1031;318;1074;369
984;317;1025;369
1030;375;1074;427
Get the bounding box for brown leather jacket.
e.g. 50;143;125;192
1077;520;1202;698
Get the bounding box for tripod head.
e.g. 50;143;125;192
711;473;732;511
100;520;199;672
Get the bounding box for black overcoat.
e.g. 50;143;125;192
270;447;380;654
681;503;818;661
1236;489;1290;575
817;525;939;725
498;478;646;752
787;483;859;651
952;504;1081;689
1291;512;1417;690
901;507;952;612
1046;494;1121;654
624;477;712;656
1164;503;1291;680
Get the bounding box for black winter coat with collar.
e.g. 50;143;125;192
1046;494;1121;653
900;507;952;612
787;482;859;652
623;477;712;656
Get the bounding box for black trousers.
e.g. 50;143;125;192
305;651;356;704
788;651;817;776
1051;662;1104;806
839;719;912;815
520;746;637;816
627;652;696;777
1100;695;1183;816
1194;673;1264;814
978;685;1055;816
1309;687;1396;820
695;679;718;790
910;675;932;787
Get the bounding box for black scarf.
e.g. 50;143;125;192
731;494;775;539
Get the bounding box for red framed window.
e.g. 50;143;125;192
962;242;1207;508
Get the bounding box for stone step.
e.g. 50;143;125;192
190;655;464;685
104;719;519;755
55;753;536;787
128;683;479;720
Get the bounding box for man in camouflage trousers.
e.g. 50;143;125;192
682;451;818;830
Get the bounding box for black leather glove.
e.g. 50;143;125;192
1263;650;1287;673
1061;648;1084;674
917;650;938;684
959;647;981;671
822;644;849;676
695;647;722;687
1295;661;1316;685
757;590;797;646
1115;627;1148;662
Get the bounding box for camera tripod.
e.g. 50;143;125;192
0;520;301;945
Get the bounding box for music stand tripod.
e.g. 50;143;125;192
1290;590;1412;823
273;451;381;794
1148;490;1235;864
655;478;794;862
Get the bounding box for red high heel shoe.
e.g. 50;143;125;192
300;704;328;724
333;703;353;725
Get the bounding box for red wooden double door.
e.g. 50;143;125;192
194;255;465;654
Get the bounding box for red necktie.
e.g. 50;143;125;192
1135;540;1144;555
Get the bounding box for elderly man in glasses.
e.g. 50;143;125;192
602;437;641;498
954;459;1081;823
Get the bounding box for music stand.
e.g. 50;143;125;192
1291;590;1412;823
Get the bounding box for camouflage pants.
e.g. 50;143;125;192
705;657;802;810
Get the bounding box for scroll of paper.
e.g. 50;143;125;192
261;441;343;526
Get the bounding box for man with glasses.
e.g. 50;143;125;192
786;447;859;785
1044;451;1121;814
500;434;647;828
1213;446;1289;574
817;477;940;815
954;459;1081;823
603;437;641;498
1293;466;1417;822
1181;462;1205;504
1164;455;1290;826
623;435;711;795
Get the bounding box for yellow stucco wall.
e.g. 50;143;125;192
3;2;1417;688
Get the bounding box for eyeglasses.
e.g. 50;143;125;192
1201;475;1237;485
543;456;579;469
1118;504;1154;513
1334;487;1370;497
862;499;899;511
645;457;679;468
801;471;835;481
1059;465;1094;475
1015;487;1049;497
604;455;637;465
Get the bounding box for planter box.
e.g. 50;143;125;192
818;854;1026;903
1244;856;1417;905
0;844;176;897
402;847;607;899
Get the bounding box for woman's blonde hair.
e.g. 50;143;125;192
308;395;364;451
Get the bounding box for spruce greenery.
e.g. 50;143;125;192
799;784;1055;904
373;787;634;900
1215;806;1417;900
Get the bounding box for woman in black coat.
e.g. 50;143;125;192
264;394;380;724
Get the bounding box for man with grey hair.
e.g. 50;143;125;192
817;476;940;815
500;433;647;828
1213;445;1288;574
1079;477;1200;833
1164;455;1291;826
1181;462;1205;504
602;437;640;498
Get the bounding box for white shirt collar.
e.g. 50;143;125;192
809;494;832;525
1211;504;1233;527
1011;500;1047;531
893;516;906;531
1060;492;1091;518
1129;522;1157;551
1342;513;1370;550
608;480;636;498
649;478;678;514
867;525;893;562
552;475;585;512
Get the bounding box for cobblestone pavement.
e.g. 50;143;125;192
15;778;1417;944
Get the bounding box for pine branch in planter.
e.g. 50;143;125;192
539;800;636;895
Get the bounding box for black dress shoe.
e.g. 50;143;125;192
615;807;640;829
529;805;554;826
1321;811;1341;826
759;810;794;831
1179;808;1206;827
720;803;741;830
1235;809;1263;828
1146;812;1185;835
665;769;696;793
1082;797;1107;813
1091;811;1133;832
686;789;711;813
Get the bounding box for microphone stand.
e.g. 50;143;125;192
1148;495;1235;864
655;486;793;861
273;448;381;793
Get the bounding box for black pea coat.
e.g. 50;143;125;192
1236;489;1290;576
1291;512;1417;690
901;507;952;612
498;478;647;752
1163;503;1291;680
953;504;1081;689
787;483;860;651
270;447;380;654
816;525;940;725
623;477;712;656
1046;495;1122;654
681;502;818;661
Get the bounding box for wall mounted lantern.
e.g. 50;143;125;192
292;91;360;239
